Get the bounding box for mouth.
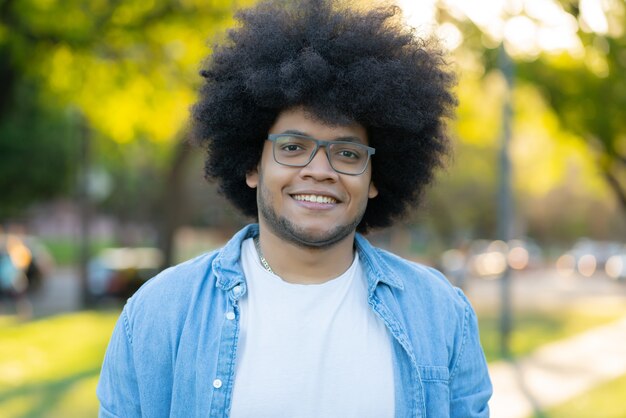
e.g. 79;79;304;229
291;194;339;204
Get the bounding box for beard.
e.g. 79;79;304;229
256;175;365;250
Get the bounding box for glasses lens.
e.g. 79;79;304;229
328;142;369;174
273;135;317;166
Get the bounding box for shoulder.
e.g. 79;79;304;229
363;244;474;344
137;250;219;300
120;225;256;332
122;249;223;328
365;245;481;367
364;243;468;312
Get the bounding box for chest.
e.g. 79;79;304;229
228;258;396;417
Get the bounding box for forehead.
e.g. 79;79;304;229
268;107;368;144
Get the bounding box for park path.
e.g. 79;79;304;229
488;314;626;418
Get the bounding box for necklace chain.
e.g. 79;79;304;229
253;236;274;274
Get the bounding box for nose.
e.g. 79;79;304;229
299;146;338;181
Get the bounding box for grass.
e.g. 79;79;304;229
477;303;626;363
0;303;624;417
529;373;626;418
40;238;118;266
0;311;119;418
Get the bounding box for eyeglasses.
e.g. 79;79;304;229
267;134;375;175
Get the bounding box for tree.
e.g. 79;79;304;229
0;79;77;219
432;0;626;214
517;32;626;211
0;0;252;263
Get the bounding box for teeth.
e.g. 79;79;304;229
293;194;337;204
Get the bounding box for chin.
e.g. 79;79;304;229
280;221;357;250
259;197;362;250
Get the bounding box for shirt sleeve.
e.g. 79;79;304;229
97;308;142;417
449;290;493;417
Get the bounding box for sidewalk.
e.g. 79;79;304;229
488;314;626;418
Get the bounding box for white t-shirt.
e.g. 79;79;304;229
229;238;395;418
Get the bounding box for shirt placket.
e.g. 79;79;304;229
210;283;245;418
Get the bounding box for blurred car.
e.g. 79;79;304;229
88;247;163;300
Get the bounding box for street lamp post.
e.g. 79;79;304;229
498;43;514;358
76;112;93;308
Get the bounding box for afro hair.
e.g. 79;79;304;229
191;0;457;232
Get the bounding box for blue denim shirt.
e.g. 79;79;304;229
97;224;492;417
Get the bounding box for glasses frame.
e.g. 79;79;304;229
267;133;376;176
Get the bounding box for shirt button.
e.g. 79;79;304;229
233;285;242;295
213;379;223;389
225;311;235;320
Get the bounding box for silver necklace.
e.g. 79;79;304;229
253;236;274;274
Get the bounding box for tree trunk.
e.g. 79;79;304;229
603;168;626;215
156;139;193;269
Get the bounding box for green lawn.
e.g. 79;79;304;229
529;373;626;418
477;304;626;363
39;238;117;266
0;311;119;418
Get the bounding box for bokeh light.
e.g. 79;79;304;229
605;255;624;280
508;246;529;270
577;254;597;277
441;249;466;272
556;254;576;277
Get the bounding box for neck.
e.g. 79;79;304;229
256;224;357;285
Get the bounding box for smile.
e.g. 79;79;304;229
292;194;338;204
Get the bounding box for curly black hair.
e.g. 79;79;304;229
191;0;457;232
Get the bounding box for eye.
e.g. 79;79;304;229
282;144;304;152
333;145;364;161
338;150;359;159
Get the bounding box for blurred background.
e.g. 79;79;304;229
1;0;625;416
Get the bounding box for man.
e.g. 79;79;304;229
97;0;492;416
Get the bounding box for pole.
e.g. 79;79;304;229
498;43;514;358
77;112;92;308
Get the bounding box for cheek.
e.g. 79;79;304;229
348;180;375;204
256;167;287;204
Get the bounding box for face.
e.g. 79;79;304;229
246;107;378;249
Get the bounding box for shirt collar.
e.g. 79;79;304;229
355;233;404;292
213;224;259;291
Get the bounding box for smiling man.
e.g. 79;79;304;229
97;0;492;417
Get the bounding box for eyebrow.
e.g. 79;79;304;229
279;129;365;144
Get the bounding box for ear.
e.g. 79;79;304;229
246;167;259;189
368;181;378;199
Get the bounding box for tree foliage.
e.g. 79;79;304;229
435;0;626;214
0;80;76;219
517;32;626;210
0;0;247;220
